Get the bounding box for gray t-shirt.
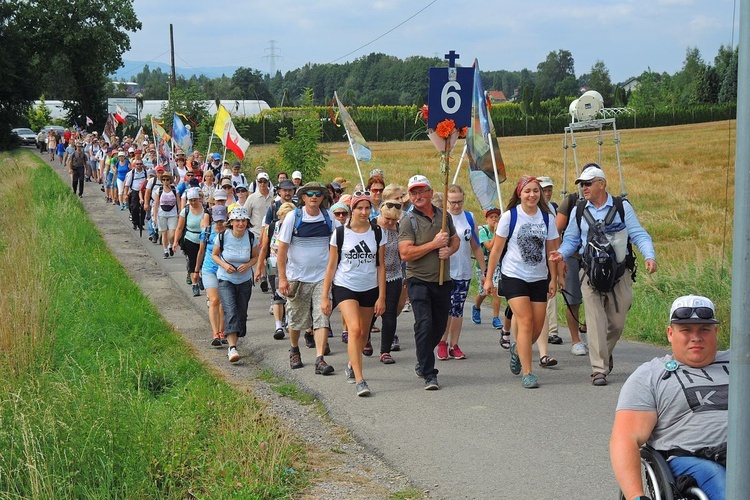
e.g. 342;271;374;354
616;351;729;453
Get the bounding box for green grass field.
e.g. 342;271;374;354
0;152;306;498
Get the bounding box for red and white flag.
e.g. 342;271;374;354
114;105;128;124
222;117;249;159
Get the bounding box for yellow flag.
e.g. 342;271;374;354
213;104;231;139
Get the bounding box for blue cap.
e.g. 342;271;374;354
212;152;221;161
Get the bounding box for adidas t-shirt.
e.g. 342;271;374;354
330;226;387;292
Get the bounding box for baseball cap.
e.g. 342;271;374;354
186;187;201;200
212;152;221;161
211;205;228;221
212;189;228;201
669;295;720;325
128;147;135;153
155;166;165;174
292;170;302;180
575;167;606;184
221;178;233;188
407;175;431;191
484;206;501;217
232;160;242;168
117;151;126;157
537;176;554;188
256;172;270;181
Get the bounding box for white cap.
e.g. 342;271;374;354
186;187;201;200
256;172;270;181
669;295;720;324
575;167;606;184
407;174;431;191
537;176;554;188
292;170;302;180
128;147;135;153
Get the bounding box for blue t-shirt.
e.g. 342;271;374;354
216;230;257;284
201;226;220;275
116;160;130;181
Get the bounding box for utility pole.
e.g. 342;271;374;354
264;40;283;75
169;24;176;88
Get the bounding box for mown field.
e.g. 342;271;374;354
250;120;736;347
0;153;306;498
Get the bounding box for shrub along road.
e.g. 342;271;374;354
47;151;668;499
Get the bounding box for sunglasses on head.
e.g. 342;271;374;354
353;190;371;197
671;307;715;322
384;202;402;210
304;191;323;197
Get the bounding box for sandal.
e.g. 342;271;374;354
341;331;348;344
500;332;511;350
539;355;558;368
370;326;380;333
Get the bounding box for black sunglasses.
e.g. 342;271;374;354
236;188;248;193
580;180;598;187
304;191;323;197
333;211;348;217
671;307;715;321
384;202;402;210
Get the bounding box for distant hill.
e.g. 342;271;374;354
111;60;241;81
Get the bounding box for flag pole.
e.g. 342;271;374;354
343;127;365;187
451;143;468;184
488;131;503;211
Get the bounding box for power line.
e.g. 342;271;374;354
329;0;439;64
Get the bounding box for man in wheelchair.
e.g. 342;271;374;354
610;294;728;500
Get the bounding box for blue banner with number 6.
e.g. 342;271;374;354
427;67;474;129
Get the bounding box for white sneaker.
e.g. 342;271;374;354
571;342;588;356
579;329;588;349
402;303;412;313
228;346;240;363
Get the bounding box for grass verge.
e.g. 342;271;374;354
0;152;306;498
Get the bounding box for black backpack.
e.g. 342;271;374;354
575;197;636;293
335;221;383;266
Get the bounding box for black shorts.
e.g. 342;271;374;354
500;274;548;303
332;284;379;308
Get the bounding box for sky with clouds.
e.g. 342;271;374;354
122;0;738;84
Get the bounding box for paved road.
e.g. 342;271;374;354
48;153;668;499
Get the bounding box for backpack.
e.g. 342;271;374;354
218;228;254;253
291;206;333;239
575;197;636;293
335;221;383;266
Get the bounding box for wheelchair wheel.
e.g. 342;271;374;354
641;447;676;500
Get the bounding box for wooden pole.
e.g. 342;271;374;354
439;141;450;284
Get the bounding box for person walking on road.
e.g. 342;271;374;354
484;176;559;389
153;173;179;259
552;165;657;386
69;142;88;198
398;175;459;390
174;187;206;297
322;191;386;396
197;204;228;346
212;206;259;363
276;182;337;376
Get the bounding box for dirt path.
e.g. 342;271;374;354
41;151;416;499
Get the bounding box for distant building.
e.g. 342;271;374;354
487;90;507;103
619;77;640;92
111;81;140;97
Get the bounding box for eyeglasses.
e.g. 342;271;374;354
410;188;430;196
353;190;371;197
671;307;715;322
333;211;348;217
185;173;194;176
304;191;323;198
447;200;464;206
384;202;402;210
370;188;384;194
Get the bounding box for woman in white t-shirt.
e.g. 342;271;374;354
437;184;486;361
321;192;386;397
483;176;560;389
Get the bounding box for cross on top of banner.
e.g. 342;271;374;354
444;50;460;67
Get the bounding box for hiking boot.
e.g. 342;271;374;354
227;346;240;363
380;352;395;364
548;334;563;345
492;317;503;330
314;358;334;375
273;328;285;340
355;380;371;397
449;344;466;360
391;335;400;351
571;342;588;356
344;364;355;383
363;342;373;356
289;348;303;369
304;331;315;348
192;284;200;297
471;305;481;324
509;342;521;375
522;372;540;389
437;340;449;360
